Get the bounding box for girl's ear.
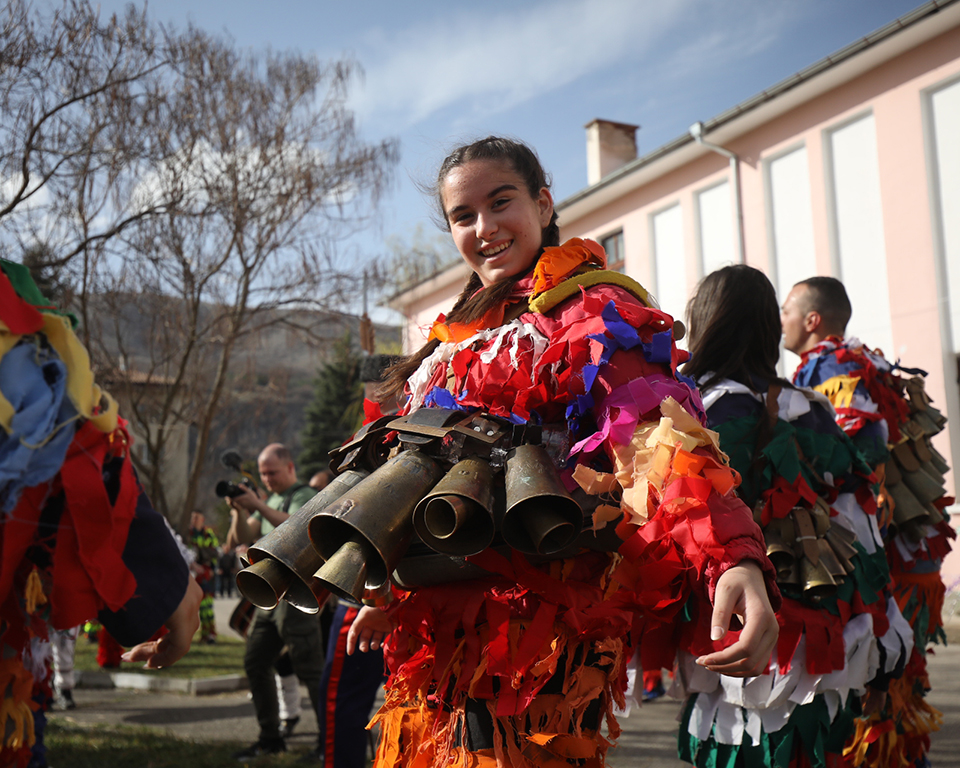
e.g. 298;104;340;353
537;187;554;228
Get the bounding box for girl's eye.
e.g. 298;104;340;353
454;212;474;225
492;197;510;209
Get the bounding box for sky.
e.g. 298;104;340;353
92;0;928;310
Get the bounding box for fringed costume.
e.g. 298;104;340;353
0;262;190;768
794;336;954;768
370;240;780;768
677;378;913;768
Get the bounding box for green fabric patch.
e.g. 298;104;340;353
715;411;871;510
678;691;856;768
0;258;78;328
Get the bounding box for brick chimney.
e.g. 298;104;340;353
585;119;639;185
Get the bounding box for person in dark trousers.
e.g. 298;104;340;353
227;443;324;762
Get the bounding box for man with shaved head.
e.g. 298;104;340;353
228;443;323;762
783;276;952;768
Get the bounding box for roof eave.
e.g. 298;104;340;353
557;0;960;224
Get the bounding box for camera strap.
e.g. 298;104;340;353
280;483;310;513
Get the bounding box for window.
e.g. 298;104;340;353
600;230;625;272
696;181;735;277
650;204;687;321
825;112;894;357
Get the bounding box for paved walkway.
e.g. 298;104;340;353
48;597;960;766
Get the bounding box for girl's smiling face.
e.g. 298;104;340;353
441;159;554;288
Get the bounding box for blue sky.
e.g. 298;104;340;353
97;0;925;285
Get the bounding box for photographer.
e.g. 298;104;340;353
226;443;325;761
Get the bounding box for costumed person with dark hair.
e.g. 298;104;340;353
783;276;953;768
680;265;913;768
342;136;781;768
0;260;202;768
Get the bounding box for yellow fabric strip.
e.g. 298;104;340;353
41;313;119;433
813;374;860;409
528;270;650;315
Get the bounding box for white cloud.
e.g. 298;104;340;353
350;0;810;130
352;0;695;127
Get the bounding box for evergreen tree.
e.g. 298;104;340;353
299;334;364;477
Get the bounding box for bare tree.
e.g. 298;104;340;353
377;223;462;297
0;0;177;275
1;1;399;525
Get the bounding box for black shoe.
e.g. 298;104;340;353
233;738;286;761
281;716;300;738
53;689;76;710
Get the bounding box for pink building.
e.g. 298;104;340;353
389;1;960;575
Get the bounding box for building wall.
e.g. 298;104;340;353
387;15;960;580
560;24;960;505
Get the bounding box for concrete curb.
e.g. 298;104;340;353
77;670;248;696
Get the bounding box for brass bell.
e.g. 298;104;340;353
309;449;445;601
892;442;921;473
919;460;945;486
238;469;369;613
501;444;582;556
801;552;837;600
824;525;859;565
762;518;797;580
901;465;946;505
314;540;371;603
817;538;847;579
413;457;497;556
888;483;930;526
236;558;296;611
884;457;902;487
778;560;802;587
929;445;950;475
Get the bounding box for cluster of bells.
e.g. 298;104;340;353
761;498;858;600
881;376;949;544
236;409;598;615
760;376;950;599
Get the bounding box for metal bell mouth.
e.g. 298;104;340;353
308;449;445;598
314;540;371;603
502;444;582;556
800;554;837;601
413;457;497;556
234;469;369;614
236;558;295;611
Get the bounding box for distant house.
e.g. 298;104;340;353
389;0;960;503
99;366;194;522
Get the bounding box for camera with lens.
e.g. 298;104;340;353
216;478;254;499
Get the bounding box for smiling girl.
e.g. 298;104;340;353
348;137;781;768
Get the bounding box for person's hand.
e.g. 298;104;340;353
696;561;778;677
346;605;394;655
229;485;261;512
121;577;202;669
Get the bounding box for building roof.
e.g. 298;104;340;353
556;0;960;223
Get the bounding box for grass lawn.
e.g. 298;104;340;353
73;630;247;679
45;721;305;768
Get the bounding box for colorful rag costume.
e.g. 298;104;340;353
677;377;913;768
189;524;220;642
794;336;954;768
0;261;190;768
371;239;780;768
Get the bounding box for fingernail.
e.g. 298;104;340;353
696;656;705;666
120;652;132;661
711;627;724;641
